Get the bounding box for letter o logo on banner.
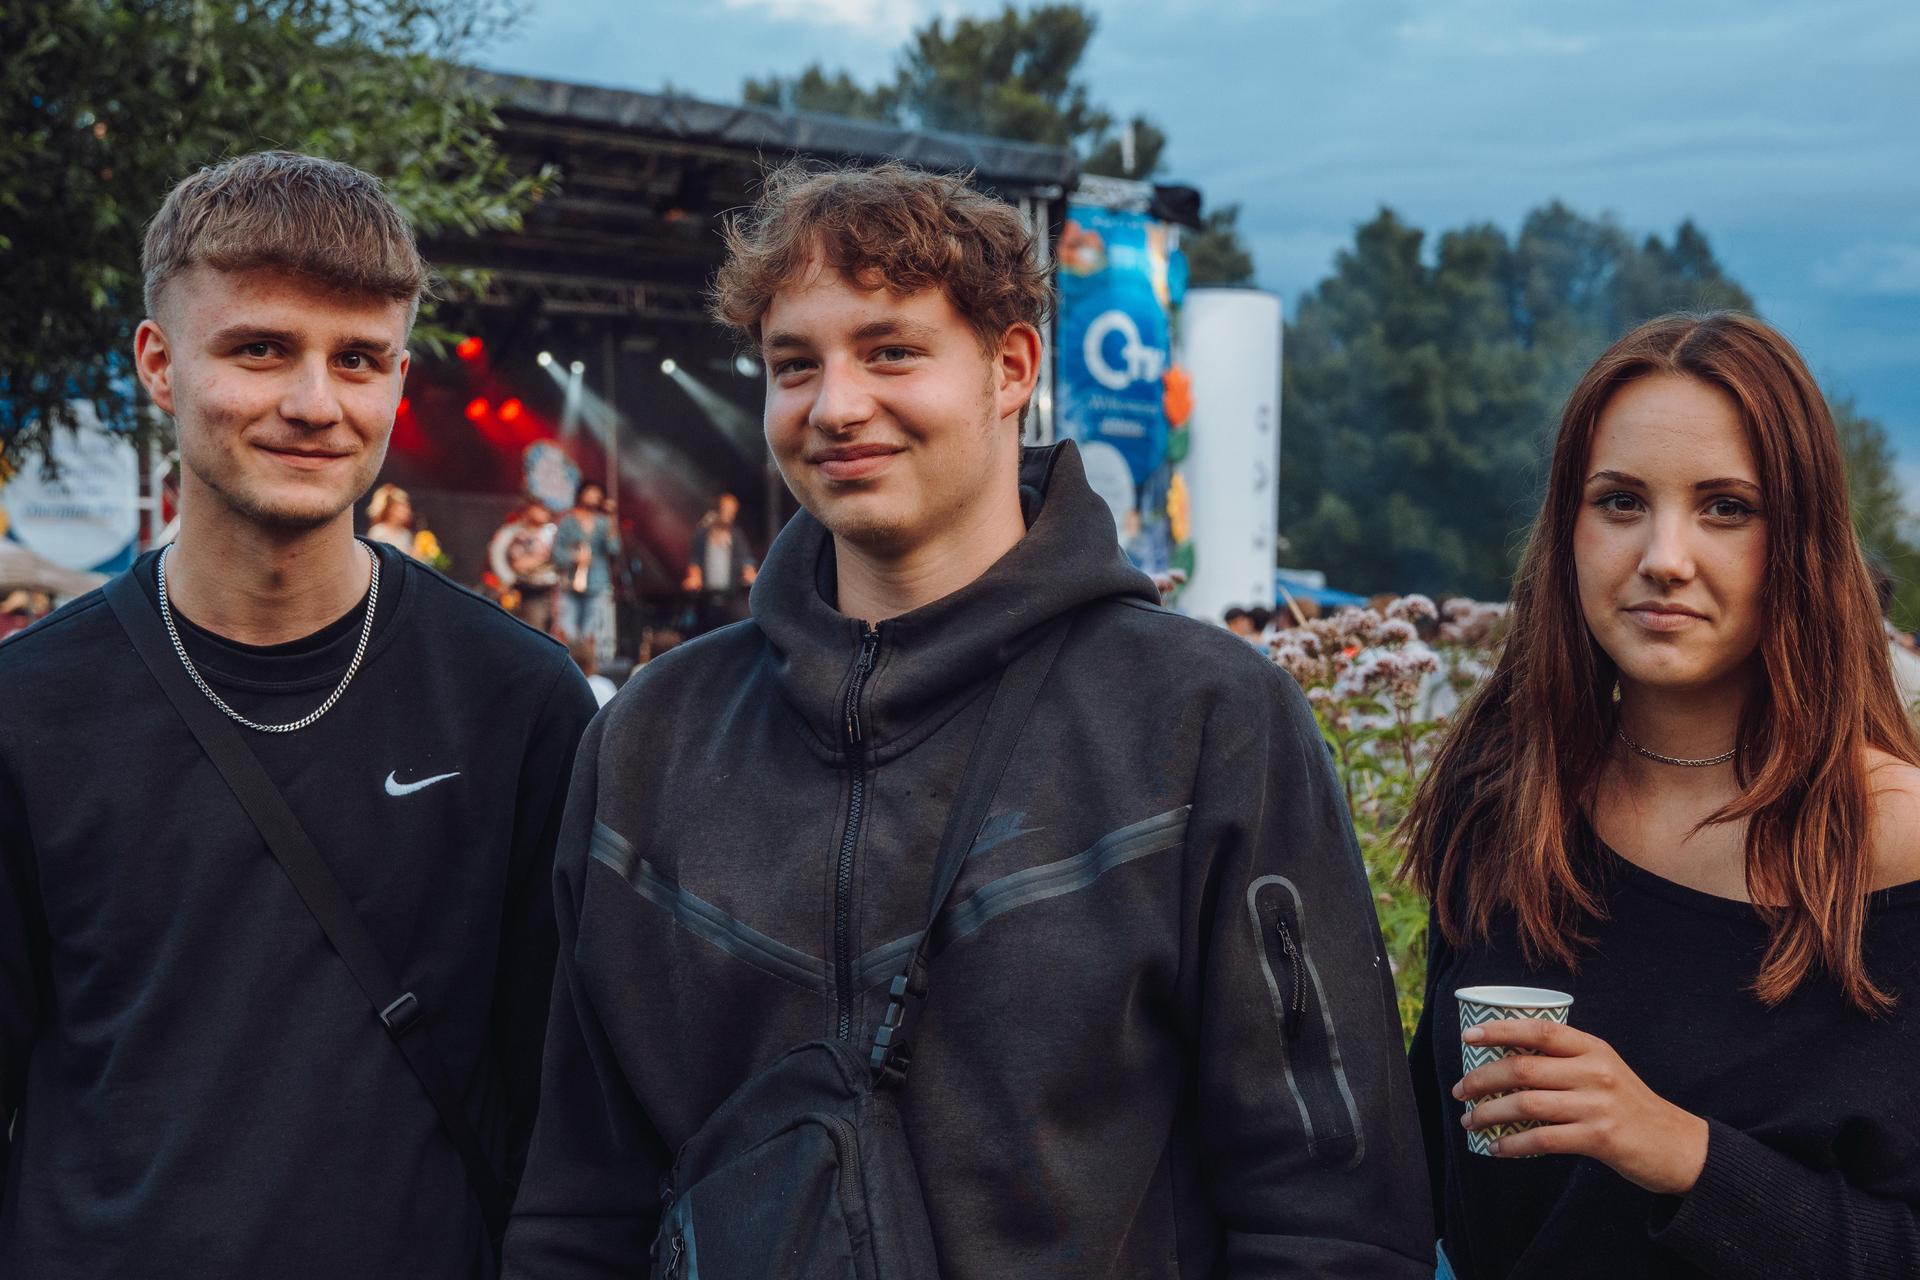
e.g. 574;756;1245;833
1084;310;1165;392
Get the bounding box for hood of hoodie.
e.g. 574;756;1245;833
750;439;1158;761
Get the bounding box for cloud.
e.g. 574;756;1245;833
1814;244;1920;297
719;0;921;38
1393;14;1590;54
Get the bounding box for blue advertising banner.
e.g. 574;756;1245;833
1056;203;1180;570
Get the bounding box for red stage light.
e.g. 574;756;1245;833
465;396;489;421
456;336;484;360
499;397;524;422
396;397;411;417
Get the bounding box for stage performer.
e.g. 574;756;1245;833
504;161;1432;1278
0;151;597;1278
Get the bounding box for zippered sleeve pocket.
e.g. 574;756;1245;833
1246;874;1363;1168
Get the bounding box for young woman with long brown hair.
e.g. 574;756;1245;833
1403;311;1920;1278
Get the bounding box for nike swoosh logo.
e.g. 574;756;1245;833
385;770;461;797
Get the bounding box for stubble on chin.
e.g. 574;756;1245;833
182;430;382;532
814;493;914;558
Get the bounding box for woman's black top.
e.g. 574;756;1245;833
1410;832;1920;1279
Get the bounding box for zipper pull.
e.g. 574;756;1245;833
664;1234;685;1278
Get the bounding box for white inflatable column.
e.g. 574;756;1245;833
1179;288;1283;621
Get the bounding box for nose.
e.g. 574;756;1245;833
279;354;344;430
807;357;876;436
1636;509;1696;587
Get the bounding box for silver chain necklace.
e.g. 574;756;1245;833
1616;724;1737;768
156;541;379;734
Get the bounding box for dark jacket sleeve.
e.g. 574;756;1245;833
492;655;599;1191
0;754;46;1202
503;711;672;1278
1187;661;1434;1277
1650;1118;1920;1279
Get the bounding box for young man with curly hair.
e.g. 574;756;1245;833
0;152;596;1276
507;162;1432;1277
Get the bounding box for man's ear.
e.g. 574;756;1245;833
993;322;1043;424
133;319;176;416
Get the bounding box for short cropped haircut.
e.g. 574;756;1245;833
142;150;429;321
711;161;1051;351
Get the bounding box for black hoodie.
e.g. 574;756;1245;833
506;442;1434;1278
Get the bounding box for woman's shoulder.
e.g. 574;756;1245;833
1865;748;1920;890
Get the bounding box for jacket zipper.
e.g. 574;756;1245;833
1275;917;1308;1036
835;625;881;1040
823;1114;865;1218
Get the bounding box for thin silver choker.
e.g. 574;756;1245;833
1616;725;1736;768
157;541;379;734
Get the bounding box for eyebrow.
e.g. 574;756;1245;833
761;318;940;353
1585;469;1761;495
208;325;398;357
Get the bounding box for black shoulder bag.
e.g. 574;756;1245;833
103;569;511;1247
648;617;1072;1280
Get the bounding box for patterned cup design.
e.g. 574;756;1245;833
1456;986;1574;1156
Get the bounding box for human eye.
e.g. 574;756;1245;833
336;351;382;374
1592;491;1642;516
1706;496;1758;522
771;356;815;380
235;341;279;361
872;346;917;366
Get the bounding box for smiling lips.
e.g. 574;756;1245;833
1625;602;1708;633
810;442;904;482
257;443;352;471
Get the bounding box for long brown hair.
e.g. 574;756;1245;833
1401;311;1919;1014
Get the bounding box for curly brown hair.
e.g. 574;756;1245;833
710;161;1052;351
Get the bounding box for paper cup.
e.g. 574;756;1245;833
1455;985;1574;1156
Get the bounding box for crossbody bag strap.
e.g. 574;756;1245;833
869;614;1074;1086
103;568;511;1246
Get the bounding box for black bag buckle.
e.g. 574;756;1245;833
380;991;423;1037
869;973;920;1086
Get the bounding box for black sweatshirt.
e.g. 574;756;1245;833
505;442;1434;1278
1412;833;1920;1279
0;540;597;1278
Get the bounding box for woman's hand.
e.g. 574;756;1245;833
1452;1018;1709;1195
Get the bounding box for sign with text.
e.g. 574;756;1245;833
0;404;139;573
1056;203;1179;571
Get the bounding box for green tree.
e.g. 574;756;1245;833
1183;204;1256;287
897;3;1107;145
1;0;549;465
1834;394;1920;630
1281;205;1757;598
742;3;1257;279
1082;115;1165;180
742;65;896;120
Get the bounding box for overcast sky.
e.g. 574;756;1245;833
484;0;1920;495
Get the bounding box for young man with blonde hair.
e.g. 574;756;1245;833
506;162;1431;1277
0;151;596;1276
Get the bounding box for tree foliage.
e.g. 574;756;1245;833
1281;205;1759;599
742;2;1256;278
742;65;897;121
1834;395;1920;630
1182;204;1256;287
0;0;549;464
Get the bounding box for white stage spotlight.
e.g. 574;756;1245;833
661;358;678;375
734;354;759;377
570;359;585;375
537;351;553;367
